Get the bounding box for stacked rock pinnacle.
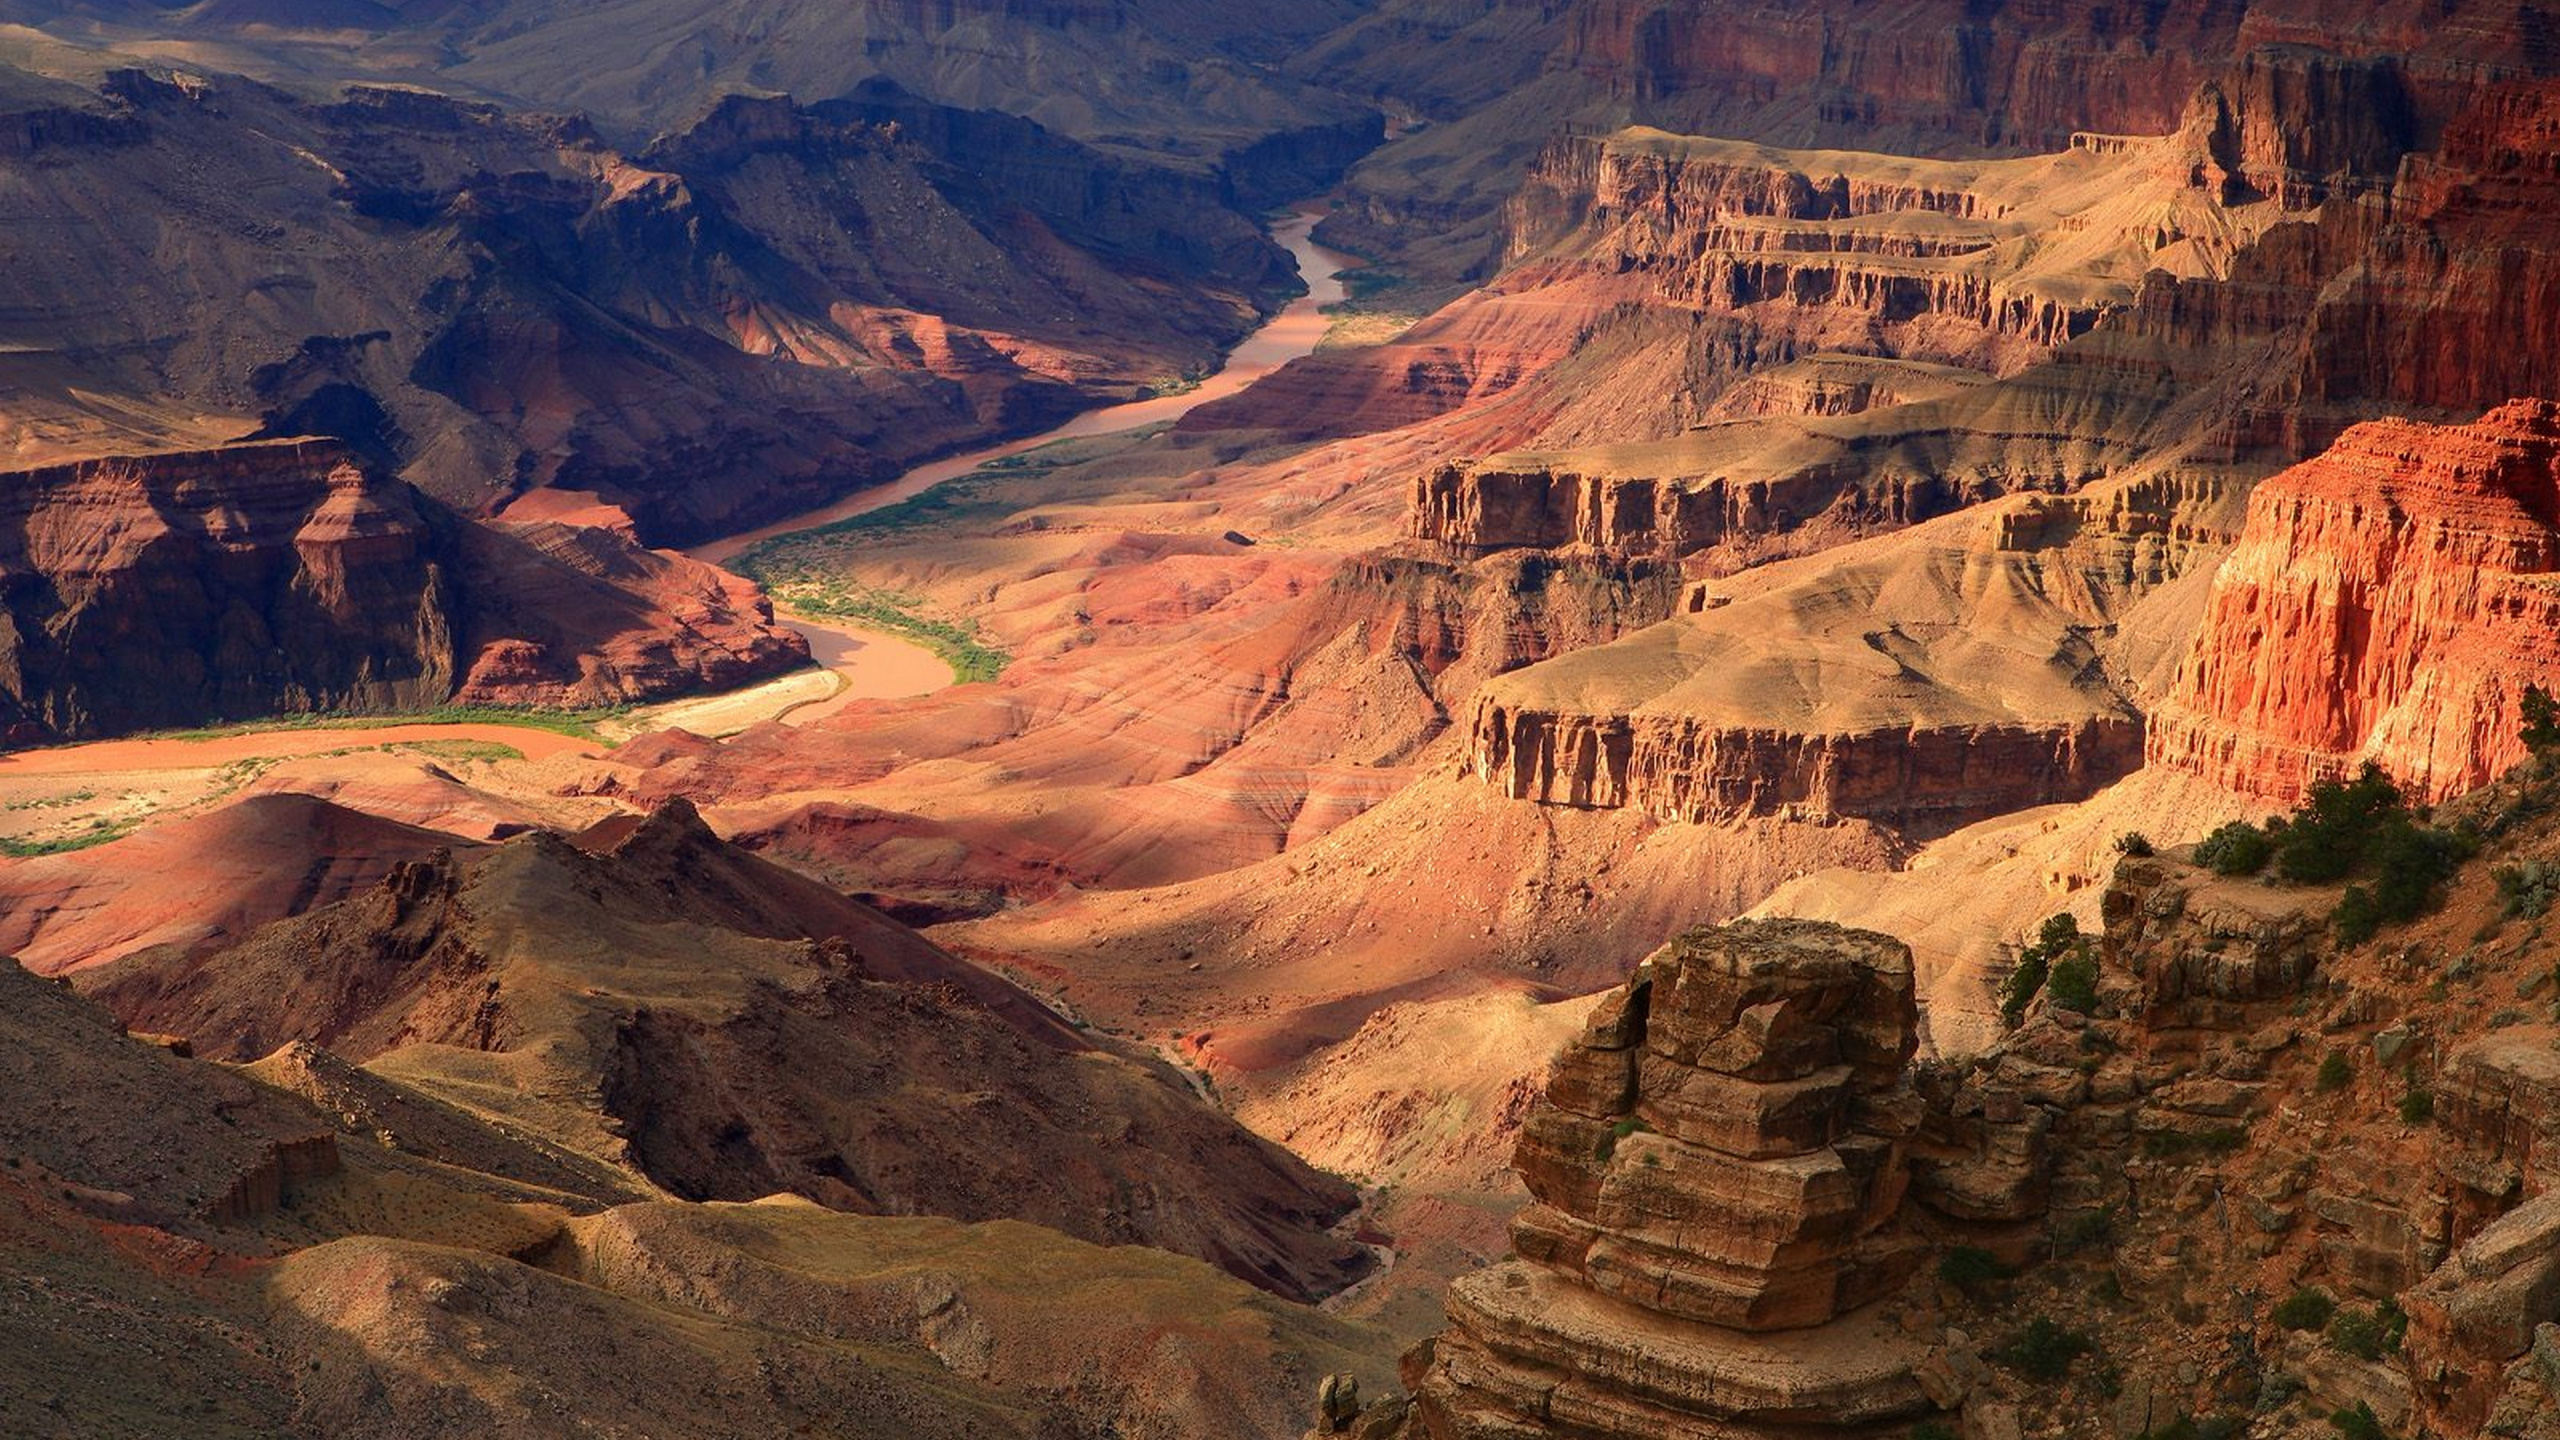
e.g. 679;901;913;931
1406;918;1940;1438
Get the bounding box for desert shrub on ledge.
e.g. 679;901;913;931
2184;763;2474;946
1999;913;2098;1026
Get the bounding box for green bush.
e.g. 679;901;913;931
2328;1300;2407;1361
2525;685;2560;754
2141;1418;2247;1440
2047;951;2102;1012
2334;884;2384;946
2400;1086;2435;1125
2277;766;2407;884
2495;858;2559;920
1909;1423;1960;1440
1989;1317;2095;1380
2116;831;2156;857
2141;1126;2247;1160
2001;914;2096;1025
2273;1286;2336;1332
2197;820;2275;876
1937;1246;2009;1288
1998;948;2050;1027
2329;1400;2391;1440
2317;1051;2355;1092
1593;1115;1653;1161
2061;1205;2116;1251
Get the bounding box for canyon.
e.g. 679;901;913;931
2;2;2560;1438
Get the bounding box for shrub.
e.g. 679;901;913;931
2116;831;2156;857
2197;820;2275;876
1593;1115;1653;1160
2276;766;2407;884
1910;1423;1960;1440
2400;1086;2435;1125
1998;947;2050;1028
2142;1126;2247;1160
2273;1286;2337;1332
2061;1205;2116;1251
1989;1317;2095;1380
2328;1300;2407;1361
1937;1246;2009;1288
2317;1051;2355;1093
2525;685;2560;754
2334;885;2383;947
2330;1401;2391;1440
2141;1418;2247;1440
2047;951;2102;1012
2496;858;2559;920
2001;914;2096;1025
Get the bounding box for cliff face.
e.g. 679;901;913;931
1406;921;1939;1436
1389;917;2088;1440
1473;704;2145;833
1410;53;2560;576
1405;117;2248;564
0;439;805;738
2149;401;2560;804
1446;470;2230;837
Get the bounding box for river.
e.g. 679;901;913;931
689;211;1358;568
0;213;1358;781
683;209;1358;715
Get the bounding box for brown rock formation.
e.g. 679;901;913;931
1406;919;1940;1437
75;795;1376;1302
0;439;806;738
0;57;1313;544
1454;482;2207;835
2149;400;2560;804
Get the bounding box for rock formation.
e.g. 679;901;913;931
0;439;806;739
0;57;1315;543
1452;479;2214;835
2150;400;2560;804
71;795;1376;1302
1404;919;1942;1436
0;925;1395;1440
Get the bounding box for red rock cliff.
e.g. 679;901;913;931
2149;400;2560;803
0;439;805;738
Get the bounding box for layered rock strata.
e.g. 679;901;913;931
2149;400;2560;804
1406;920;1940;1437
0;439;805;738
1454;482;2198;834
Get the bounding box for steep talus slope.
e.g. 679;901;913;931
0;438;806;738
73;796;1376;1302
2151;400;2560;804
0;49;1305;542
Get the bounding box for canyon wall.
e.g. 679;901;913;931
0;440;804;738
1472;704;2144;834
1354;776;2560;1440
0;61;1315;545
2150;400;2560;805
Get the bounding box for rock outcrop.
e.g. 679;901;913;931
0;439;806;738
73;796;1377;1303
1453;481;2207;835
2149;400;2560;804
1405;920;1942;1437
